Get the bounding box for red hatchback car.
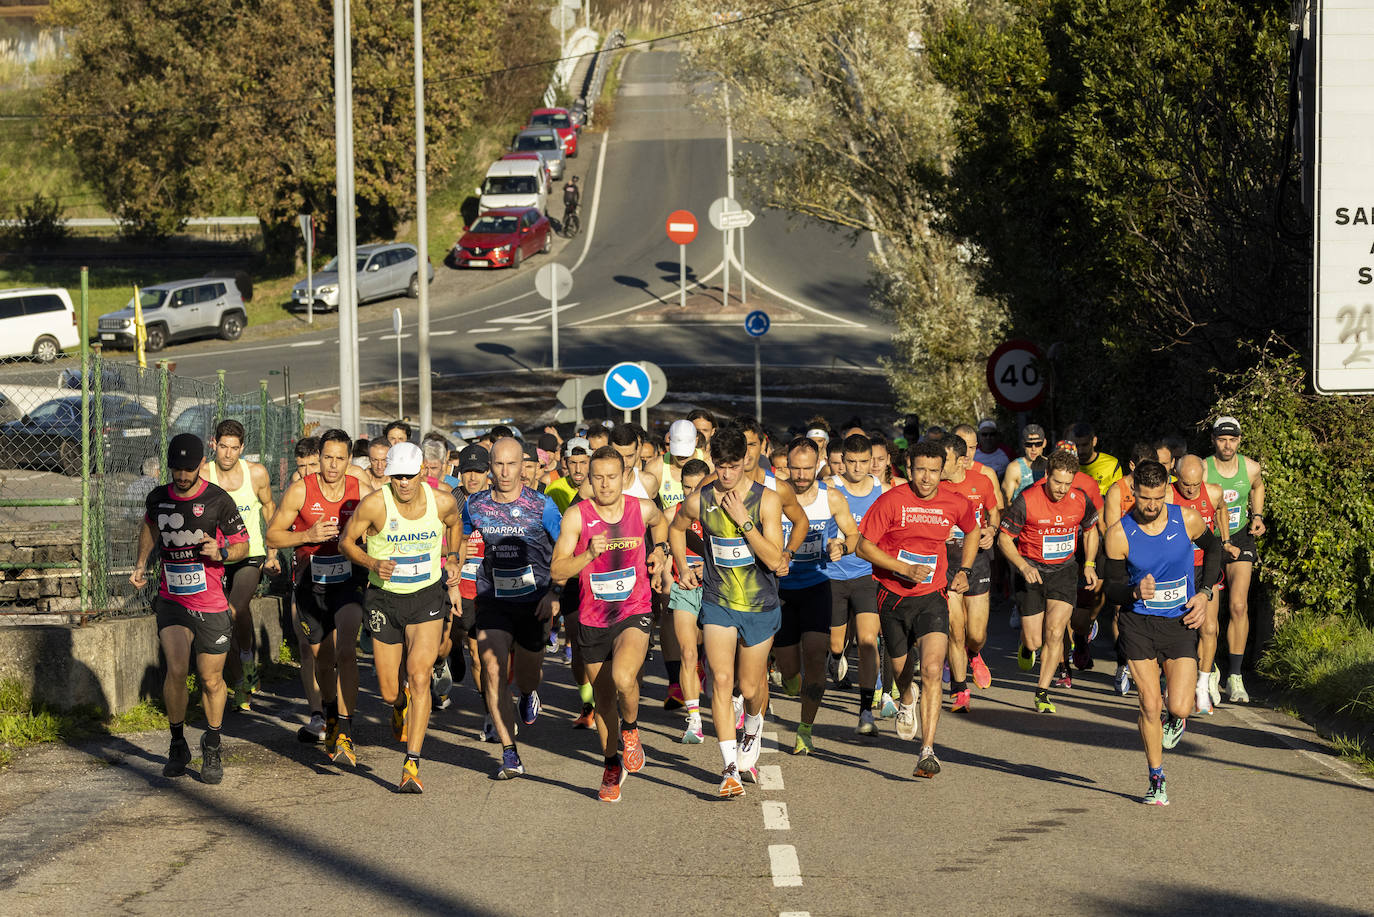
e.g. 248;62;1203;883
526;108;578;158
452;207;552;269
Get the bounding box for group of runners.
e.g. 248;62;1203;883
131;407;1264;806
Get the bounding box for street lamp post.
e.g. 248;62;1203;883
414;0;432;436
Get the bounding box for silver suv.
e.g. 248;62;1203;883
511;129;566;180
291;242;434;313
97;278;247;352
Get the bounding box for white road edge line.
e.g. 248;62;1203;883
779;913;812;917
768;845;802;888
762;801;790;830
1228;705;1374;789
570;126;610;274
289;340;324;347
728;247;864;328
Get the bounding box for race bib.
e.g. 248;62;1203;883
494;564;537;598
310;554;351;585
1145;577;1189;611
1227;504;1243;532
896;549;937;584
1042;532;1075;561
792;531;823;565
461;559;481;582
590;566;636;601
389;553;432;585
165;561;207;596
710;536;754;568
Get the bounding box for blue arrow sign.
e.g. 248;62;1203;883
744;309;770;337
603;361;652;411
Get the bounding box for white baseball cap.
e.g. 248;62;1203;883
668;419;697;458
385;441;424;476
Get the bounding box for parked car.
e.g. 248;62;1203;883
290;242;434;313
97;278;247;352
525;107;579;158
0;395;157;475
476;159;549;215
0;287;78;363
510;128;566;180
451;208;553;269
499;151;552;192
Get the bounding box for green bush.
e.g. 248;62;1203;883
1259;612;1374;725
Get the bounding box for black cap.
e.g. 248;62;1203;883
522;441;540;463
537;432;560;453
167;433;204;471
457;444;489;473
1213;415;1242;437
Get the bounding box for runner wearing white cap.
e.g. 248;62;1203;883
658;418;703;709
973;420;1013;476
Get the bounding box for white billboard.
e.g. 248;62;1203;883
1313;1;1374;393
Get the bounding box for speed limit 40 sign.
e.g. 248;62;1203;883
986;339;1046;411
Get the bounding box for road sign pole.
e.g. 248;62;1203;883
576;377;584;426
754;336;762;422
740;227;747;304
414;0;433;437
394;309;403;420
679;243;687;308
551;281;560;371
722;226;730;307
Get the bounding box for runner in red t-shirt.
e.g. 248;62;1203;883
131;433;249;786
998;448;1100;714
857;439;977;779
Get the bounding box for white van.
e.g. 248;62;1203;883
477;159;548;215
0;287;78;363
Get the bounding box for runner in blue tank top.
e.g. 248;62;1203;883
1104;460;1224;807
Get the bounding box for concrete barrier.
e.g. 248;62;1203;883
0;595;286;714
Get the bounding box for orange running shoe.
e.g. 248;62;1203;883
599;761;626;802
332;732;357;766
573;704;595;729
391;691;409;743
969;653;992;690
621;727;645;773
718;763;745;798
398;757;423;793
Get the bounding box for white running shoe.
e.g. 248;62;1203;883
1227;674;1249;703
1114;664;1133;696
1194;676;1213;715
681;719;704;744
737;727;763;773
828;653;849;685
480;714;497;743
895;700;920;741
1208;665;1222;707
856;709;878;735
732;693;745;731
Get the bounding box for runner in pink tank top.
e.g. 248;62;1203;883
575;496;652;628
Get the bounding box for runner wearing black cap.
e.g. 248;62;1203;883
1001;423;1048;504
1205;416;1265;703
130;433;250;785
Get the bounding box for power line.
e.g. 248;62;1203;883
0;0;840;124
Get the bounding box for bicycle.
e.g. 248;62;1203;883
562;205;581;238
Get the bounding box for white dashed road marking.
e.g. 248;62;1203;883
768;845;802;887
762;801;790;830
758;765;784;790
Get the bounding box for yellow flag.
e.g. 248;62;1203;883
132;285;146;369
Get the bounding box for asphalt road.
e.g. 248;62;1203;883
1;623;1370;916
129;45;889;400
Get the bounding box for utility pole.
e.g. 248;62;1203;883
332;0;358;434
414;0;432;436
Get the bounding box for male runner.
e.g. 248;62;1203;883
348;437;390;489
202;419;279;711
1001;423;1048;503
521;440;544;491
856;439;977;778
459;437;563;779
267;428;371;766
342;442;462;792
1098;442;1158;695
1068;421;1123;494
774;436;859;754
953;424;1006;510
287;437;327;740
1104;459;1223;805
291;436;320;483
584;424;610;451
973;420;1013;476
130;433;249;784
1173;455;1225;713
551;446;669;801
668;459;711;742
451;445;495;733
824;433;888;734
669;426;785;797
657;419;699;708
606;424;660;498
543;437;596;726
383;420;411;446
998;448;1100;713
939;434;999;712
1206;416;1265;703
687;408;716;446
545;436;590;512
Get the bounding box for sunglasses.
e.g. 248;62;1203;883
391;470;420;480
1023;440;1045;447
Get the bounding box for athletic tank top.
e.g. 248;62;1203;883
624;471;651;500
1172;482;1218;567
206;459;265;557
1206;455;1251;536
780;482;830;589
455;489;487;601
1122;504;1195;618
576;498;651;627
826;476;882;580
699;481;779;613
1114;477;1135;519
366;485;444;594
293;473;363;585
1012;456;1045;499
659;465;685;514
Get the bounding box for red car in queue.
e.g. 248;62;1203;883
452;207;552;269
525;108;578;158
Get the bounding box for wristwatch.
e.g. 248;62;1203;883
738;520;755;534
655;541;670;555
220;546;229;562
1199;585;1214;601
959;566;973;576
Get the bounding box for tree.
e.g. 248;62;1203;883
671;0;1008;424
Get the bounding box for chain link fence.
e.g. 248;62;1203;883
0;346;301;616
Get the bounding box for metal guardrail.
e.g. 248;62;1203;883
574;29;626;127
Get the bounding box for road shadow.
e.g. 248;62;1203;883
612;274;666;305
655;260;698;284
475;341;535;373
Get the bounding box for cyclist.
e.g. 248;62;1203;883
562;176;581;235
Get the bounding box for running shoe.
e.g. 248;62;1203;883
895;700;919;741
1072;643;1092;671
163;737;191;778
743;765;760;784
970;653;992;690
738;727;763;773
782;673;801;697
621;727;645;773
1143;773;1169;806
856;710;878;735
573;704;595;729
1017;642;1036;672
1161;713;1187;749
391;700;407;743
563;644;572;665
296;713;326;744
480;714;497;742
324;720;339;757
793;723;814;756
1088;620;1099;643
682;720;705;744
951;688;972;713
599;760;627;802
243;660;260;694
1052;665;1073;689
399;758;423;793
547;629;560;653
733;694;745;731
718;763;745;798
495;748;525;780
913;747;941;779
234;682;252;712
332;732;357;767
1114;664;1133;696
520;690;541;725
664;683;685;710
879;693;899;719
1227;674;1249;704
200;735;223;785
942;662;950;686
1208;665;1222;707
828;653;849;686
433;658;454;698
1034;690;1056;714
1194;678;1213;716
